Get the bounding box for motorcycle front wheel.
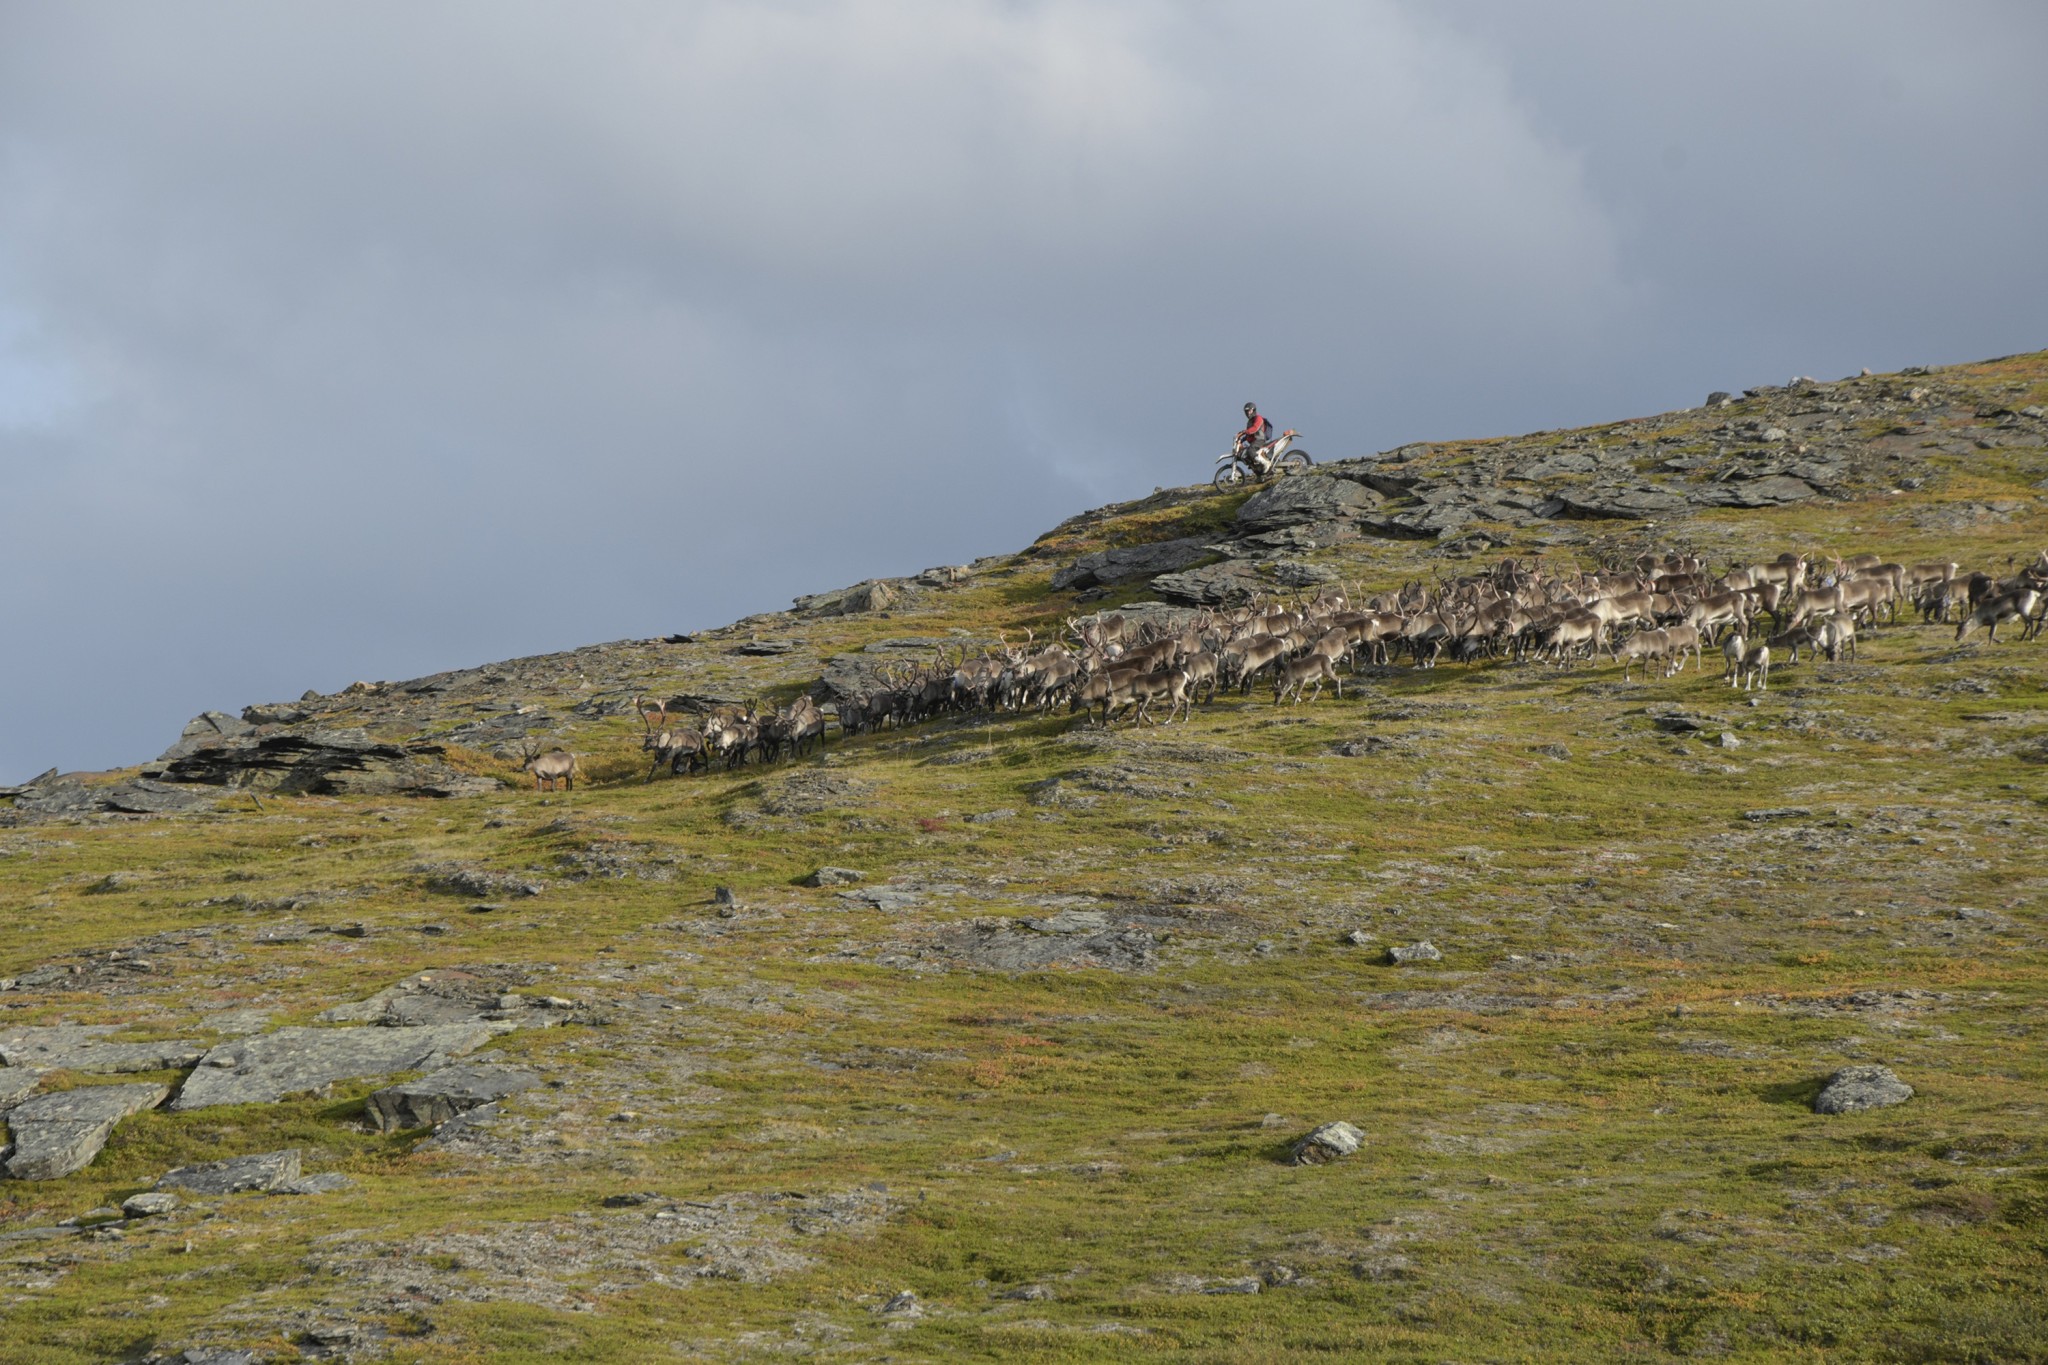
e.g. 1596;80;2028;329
1212;462;1251;489
1277;450;1314;472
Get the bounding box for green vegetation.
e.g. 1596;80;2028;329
2;356;2046;1362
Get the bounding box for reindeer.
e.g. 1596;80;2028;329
1273;653;1342;704
1956;588;2042;643
1737;642;1771;691
643;726;707;781
521;744;577;792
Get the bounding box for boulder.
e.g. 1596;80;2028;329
1387;941;1442;964
1052;536;1215;592
2;1082;169;1180
171;1024;498;1110
1234;476;1382;534
805;867;866;888
121;1191;179;1218
1813;1065;1914;1115
794;579;902;617
1292;1120;1364;1166
157;1149;302;1195
365;1064;542;1132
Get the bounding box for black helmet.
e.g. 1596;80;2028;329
1243;402;1257;416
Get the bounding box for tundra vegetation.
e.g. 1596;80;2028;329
3;354;2048;1363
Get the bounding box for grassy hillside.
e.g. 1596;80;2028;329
2;353;2046;1363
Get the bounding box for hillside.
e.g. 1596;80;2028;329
3;351;2047;1364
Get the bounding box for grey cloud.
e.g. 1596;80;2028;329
2;1;2042;778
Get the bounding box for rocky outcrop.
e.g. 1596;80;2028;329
3;1082;169;1180
146;727;499;798
1233;475;1382;533
1052;536;1215;592
794;579;904;617
6;775;219;816
171;1024;500;1110
365;1064;541;1132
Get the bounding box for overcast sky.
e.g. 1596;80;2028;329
2;1;2043;781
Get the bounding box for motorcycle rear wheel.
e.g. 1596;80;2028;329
1277;450;1314;472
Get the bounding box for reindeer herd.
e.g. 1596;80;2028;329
518;545;2048;790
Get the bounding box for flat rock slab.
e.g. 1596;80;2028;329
0;1068;37;1110
838;888;922;913
3;1082;169;1180
1814;1065;1915;1114
366;1063;542;1132
172;1023;498;1110
158;1149;301;1195
0;1025;203;1074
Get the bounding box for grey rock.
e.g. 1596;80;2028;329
121;1191;180;1217
0;1068;37;1110
878;1289;923;1317
365;1064;542;1133
0;1025;204;1075
167;1350;261;1365
1689;475;1818;508
964;808;1015;824
1344;930;1373;946
318;970;555;1029
275;1172;357;1196
1743;806;1813;822
1554;486;1690;519
241;701;314;725
1268;559;1340;587
795;579;902;617
1203;1276;1263;1294
153;728;497;798
9;776;219;816
805;866;866;887
156;710;256;763
998;1283;1055;1301
1020;910;1110;935
158;1149;301;1195
1234;476;1382;533
1652;713;1711;733
839;888;922;913
1150;559;1273;606
418;863;546;898
3;1082;168;1180
1387;941;1442;964
906;922;1158;974
1052;536;1215;592
1292;1120;1365;1166
172;1024;498;1110
1814;1065;1914;1115
1715;732;1742;749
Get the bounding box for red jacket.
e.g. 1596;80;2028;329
1239;414;1274;444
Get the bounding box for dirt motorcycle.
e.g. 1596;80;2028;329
1213;429;1313;488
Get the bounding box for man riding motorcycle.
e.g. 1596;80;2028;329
1237;402;1275;456
1214;402;1312;486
